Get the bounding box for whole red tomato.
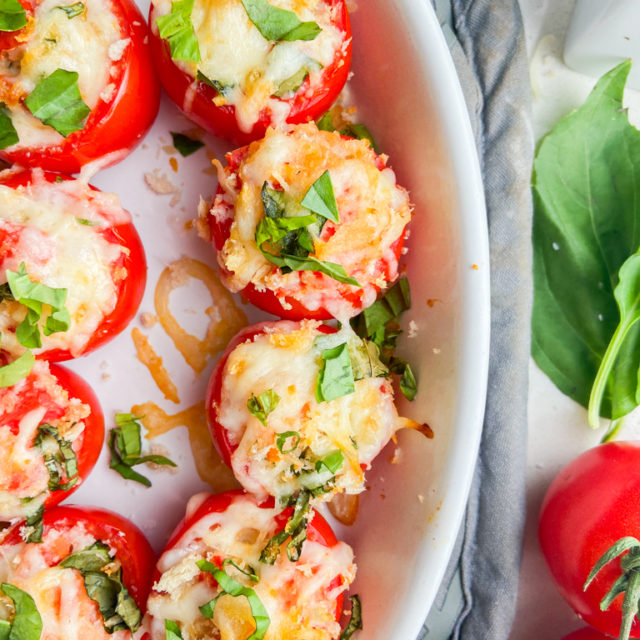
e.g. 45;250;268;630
539;442;640;639
148;0;351;144
0;0;160;173
0;169;146;361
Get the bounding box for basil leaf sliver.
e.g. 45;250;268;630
0;105;17;149
240;0;320;42
24;69;90;137
400;363;417;401
261;250;361;287
339;595;363;640
170;131;204;157
24;504;44;543
0;0;26;32
315;449;343;474
0;350;35;388
0;619;10;640
1;583;42;640
60;541;111;572
316;342;355;402
301;170;339;223
247;390;280;427
196;71;234;98
276;430;300;454
55;2;84;18
165;620;183;640
156;0;200;63
7;263;68;310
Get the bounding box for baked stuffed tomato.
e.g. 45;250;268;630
149;0;351;144
0;168;146;362
0;360;103;526
206;320;402;501
144;490;356;640
0;504;155;638
0;0;160;173
204;123;412;320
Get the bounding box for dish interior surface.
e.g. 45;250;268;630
65;1;490;638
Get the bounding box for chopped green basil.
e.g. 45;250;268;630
196;71;233;98
349;338;388;381
247;390;280;427
156;0;200;62
75;217;98;226
316;342;355;403
339;595;363;640
260;490;311;564
399;363;417;401
276;430;300;454
34;423;79;492
24;69;90;137
221;558;258;583
273;60;321;98
23;503;44;543
0;619;9;640
352;277;411;338
261;250;361;286
165;620;183;640
301;170;339;223
316;112;380;152
0;105;17;150
315;449;343;474
0;350;35;388
55;2;84;18
197;560;270;640
255;213;317;249
0;0;27;32
240;0;320;42
108;413;177;487
60;541;142;633
170;131;204;157
1;583;42;640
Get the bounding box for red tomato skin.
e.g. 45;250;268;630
0;0;160;173
539;442;640;638
205;321;335;468
0;504;156;609
563;628;615;640
0;169;147;361
148;0;351;145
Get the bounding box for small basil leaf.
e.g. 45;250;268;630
240;0;320;42
351;277;411;338
301;170;339;223
261;182;287;219
24;504;44;543
260;490;311;564
0;619;9;640
400;363;417;401
75;218;98;226
0;350;35;388
60;541;111;572
196;71;234;98
7;263;68;311
0;0;26;32
55;2;84;18
170;131;204;157
247;390;280;427
255;215;317;248
261;249;361;286
0;105;17;149
339;595;363;640
316;111;333;131
156;0;200;62
315;343;355;402
43;307;70;335
222;558;259;583
272;60;321;98
315;449;343;474
276;430;300;454
1;583;42;640
343;123;379;152
165;620;183;640
34;423;79;491
24;69;90;137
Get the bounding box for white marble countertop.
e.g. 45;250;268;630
512;1;640;638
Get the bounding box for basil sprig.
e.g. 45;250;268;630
240;0;320;42
165;619;183;640
34;423;79;492
260;490;311;564
170;131;204;157
0;350;35;388
60;541;142;633
156;0;200;63
197;559;270;640
300;170;339;223
24;69;90;137
316;342;354;402
108;413;176;487
339;595;363;640
317;112;380;153
55;2;84;18
0;105;18;150
0;583;42;640
247;390;280;427
0;0;27;32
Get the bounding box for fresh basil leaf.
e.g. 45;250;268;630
261;249;360;286
301;170;339;223
60;541;111;572
197;560;270;640
352;277;411;338
222;558;258;583
24;504;44;543
0;350;35;388
170;131;204;157
1;583;42;640
0;619;10;640
196;71;234;97
532;60;640;420
260;490;311;564
261;182;287;219
16;313;41;349
7;263;67;311
349;338;388;381
55;2;84;18
156;0;200;62
0;105;17;149
399;363;417;401
255;214;318;248
276;430;300;454
240;0;320;42
247;390;280;427
315;449;343;474
315;342;355;402
339;595;363;640
165;620;183;640
43;307;70;335
0;282;13;302
0;0;26;32
272;60;321;98
34;423;79;491
24;69;90;137
343;123;379;152
75;218;98;226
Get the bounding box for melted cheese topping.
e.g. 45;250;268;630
0;0;124;148
146;494;355;640
151;0;346;132
216;320;400;500
0;523;130;640
0;171;130;358
211;123;412;318
0;360;89;521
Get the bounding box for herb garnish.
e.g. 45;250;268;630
275;430;300;454
55;2;84;18
315;342;354;402
273;60;321;98
197;559;270;640
196;71;234;98
23;503;44;543
0;0;27;32
156;0;200;62
300;170;339;223
108;413;176;486
24;69;90;137
240;0;320;42
170;131;204;157
34;423;79;492
339;595;363;639
0;583;42;640
316;112;380;153
165;619;183;640
315;449;344;474
60;541;142;632
0;350;35;388
0;105;18;150
247;390;280;427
